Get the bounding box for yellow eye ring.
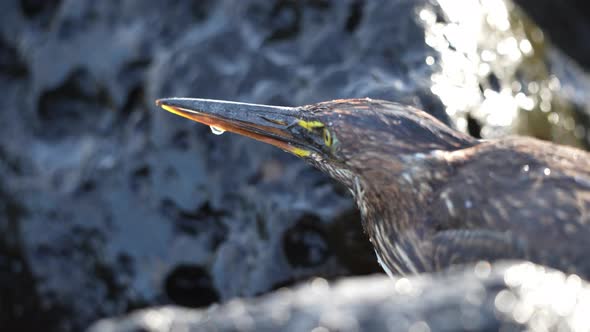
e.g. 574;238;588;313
323;128;332;147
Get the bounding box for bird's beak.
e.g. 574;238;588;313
156;98;313;157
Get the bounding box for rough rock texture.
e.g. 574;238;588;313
0;0;589;331
90;261;590;332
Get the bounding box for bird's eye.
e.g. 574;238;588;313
323;128;332;147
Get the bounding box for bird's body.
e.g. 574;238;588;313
156;98;590;278
359;135;590;277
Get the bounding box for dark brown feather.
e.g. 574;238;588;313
156;97;590;278
306;100;590;277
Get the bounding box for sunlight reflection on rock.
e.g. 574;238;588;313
500;262;590;331
419;0;589;148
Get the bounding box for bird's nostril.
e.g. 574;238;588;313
260;116;287;126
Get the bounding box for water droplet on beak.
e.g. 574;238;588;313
210;126;225;135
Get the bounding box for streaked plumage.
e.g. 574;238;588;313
156;97;590;278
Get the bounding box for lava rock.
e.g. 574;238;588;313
164;264;219;308
282;214;330;268
89;261;590;332
1;0;590;331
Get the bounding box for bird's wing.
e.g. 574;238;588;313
426;137;590;274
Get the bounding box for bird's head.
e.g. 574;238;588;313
156;98;474;188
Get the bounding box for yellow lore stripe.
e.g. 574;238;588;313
297;120;324;131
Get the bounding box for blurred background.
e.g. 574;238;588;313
1;0;589;331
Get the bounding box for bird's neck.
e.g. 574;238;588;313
350;150;454;273
357;150;451;223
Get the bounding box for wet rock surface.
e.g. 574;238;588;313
0;0;589;331
90;261;590;332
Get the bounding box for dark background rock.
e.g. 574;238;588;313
514;0;590;71
0;0;589;331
